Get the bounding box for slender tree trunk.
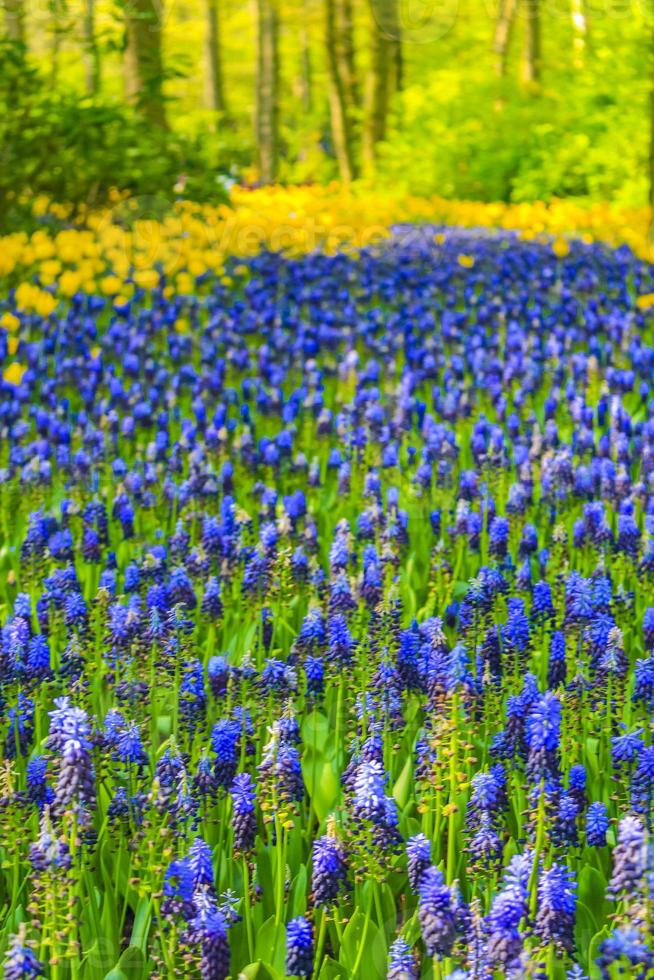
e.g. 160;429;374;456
256;0;279;183
204;0;226;113
521;0;541;85
325;0;358;181
363;0;400;174
337;0;358;111
83;0;101;95
494;0;517;77
4;0;25;44
300;18;312;112
124;0;167;128
394;21;403;90
571;0;588;67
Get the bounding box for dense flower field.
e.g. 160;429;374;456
1;187;653;301
0;221;653;979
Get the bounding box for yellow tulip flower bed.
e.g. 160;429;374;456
0;186;651;314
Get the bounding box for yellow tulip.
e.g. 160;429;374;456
3;362;27;386
176;274;194;295
1;313;20;333
552;237;570;258
35;291;57;317
59;271;81;298
133;269;160;290
0;253;16;276
0;187;652;294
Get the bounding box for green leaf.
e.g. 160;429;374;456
240;966;261;980
339;907;362;967
585;926;611;979
578;863;607;926
79;942;109;980
317;958;349;980
402;910;421;946
392;755;413;810
339;908;384;978
98;878;119;963
239;963;282;980
453;580;470;599
377;883;397;936
105;946;145;980
288;865;308;918
310;759;340;823
129;897;151;954
584;738;600;783
301;710;330;753
156;715;172;738
255;845;275;919
255;916;286;973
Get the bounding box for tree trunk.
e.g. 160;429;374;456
362;0;400;174
4;0;25;44
83;0;101;95
204;0;226;113
394;21;403;90
300;19;312;112
493;0;517;77
256;0;279;183
325;0;358;181
336;0;358;111
521;0;541;86
124;0;167;128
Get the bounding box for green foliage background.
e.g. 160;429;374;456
1;0;651;217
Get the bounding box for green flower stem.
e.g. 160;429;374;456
242;857;255;962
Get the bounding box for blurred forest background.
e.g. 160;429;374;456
0;0;652;225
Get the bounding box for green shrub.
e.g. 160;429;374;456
0;40;230;229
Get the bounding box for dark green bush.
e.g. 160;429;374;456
0;40;230;230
